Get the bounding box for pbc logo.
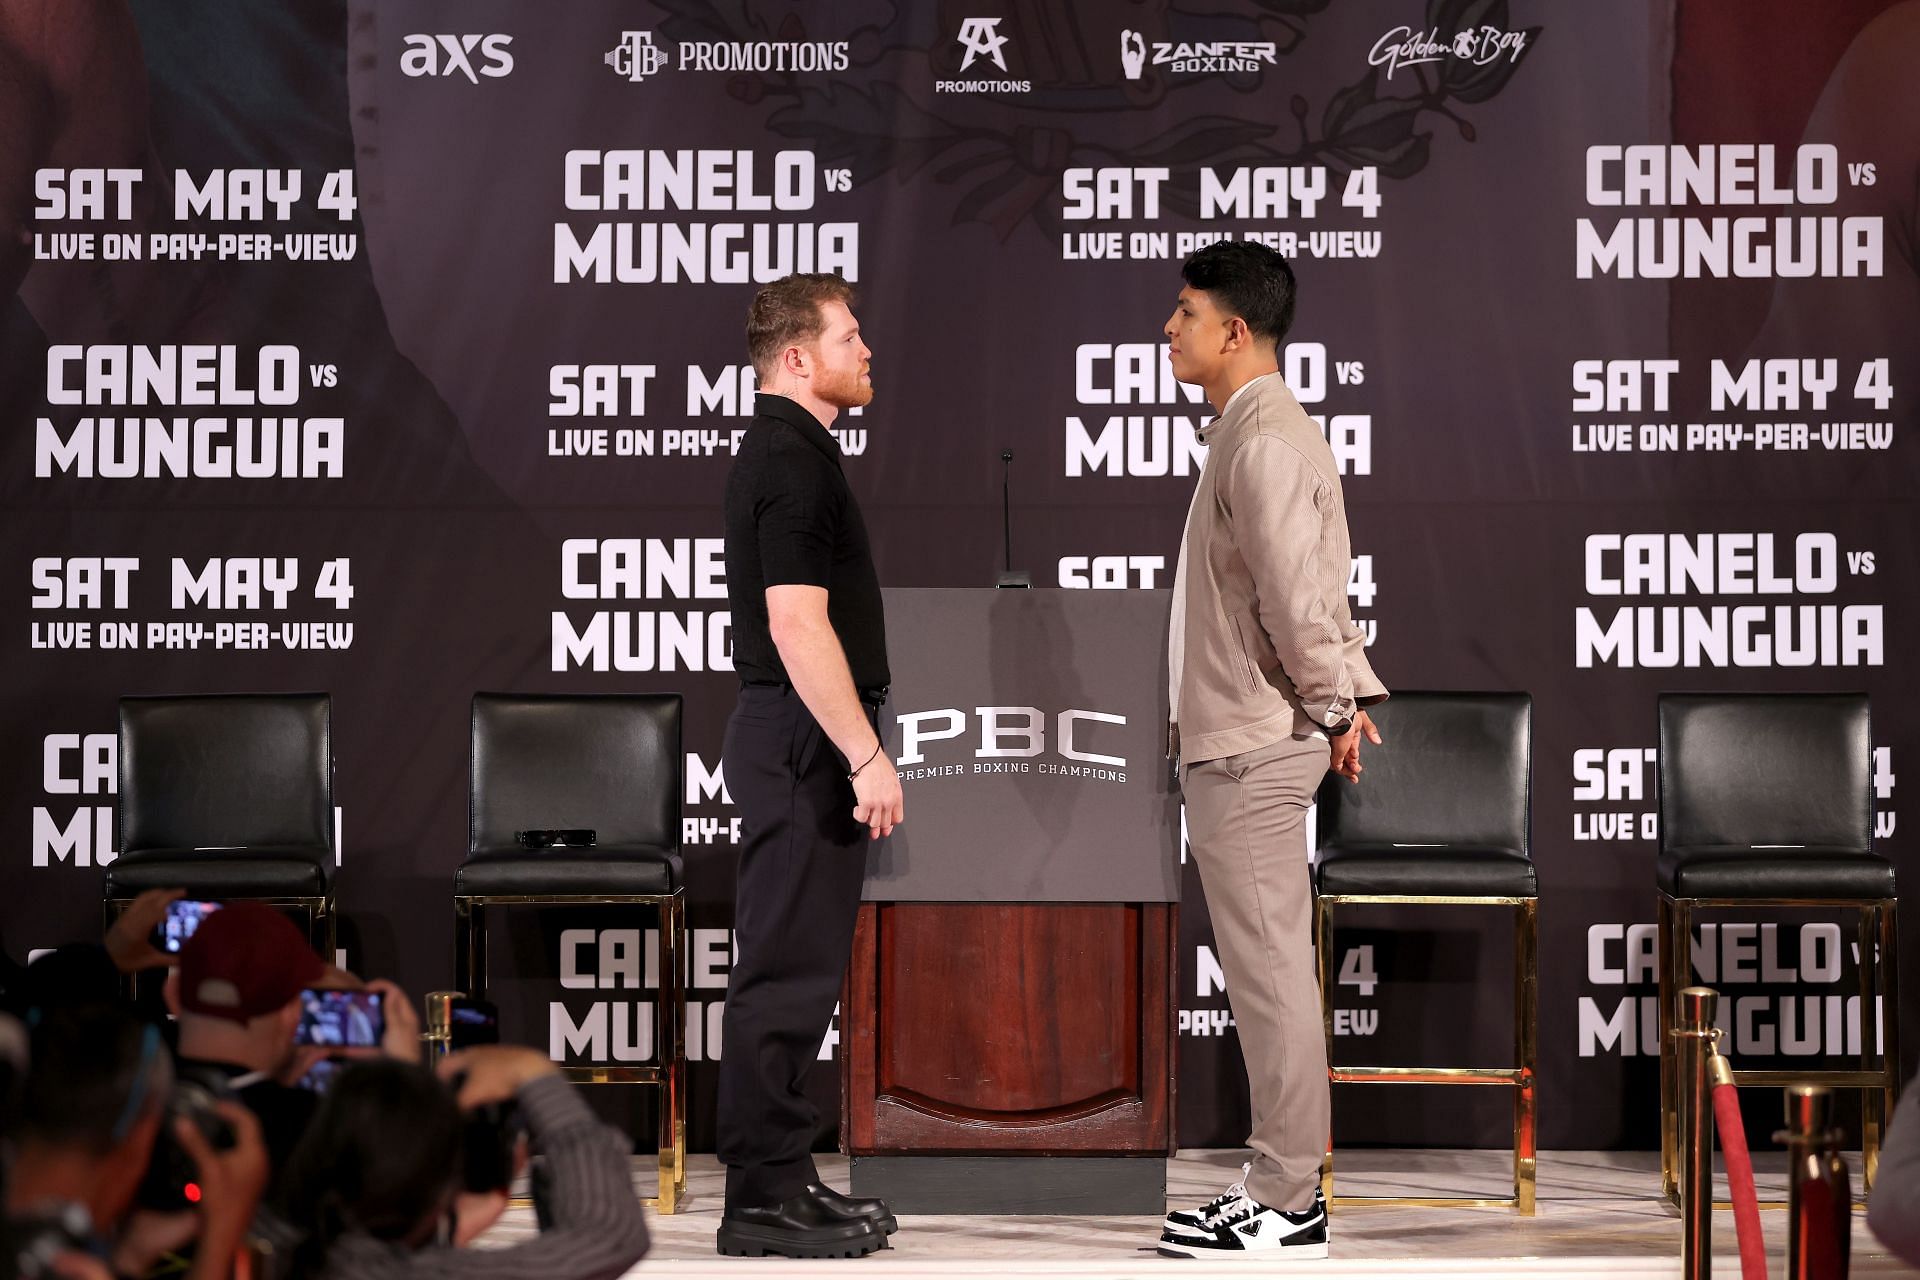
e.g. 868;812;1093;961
895;706;1127;767
401;34;514;83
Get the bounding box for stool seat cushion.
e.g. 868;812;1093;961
1658;846;1895;900
104;846;332;898
1315;843;1538;897
455;846;681;897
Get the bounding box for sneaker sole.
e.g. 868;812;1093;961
716;1223;886;1259
1156;1238;1329;1261
1162;1206;1326;1242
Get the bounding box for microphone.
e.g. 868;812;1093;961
996;448;1030;588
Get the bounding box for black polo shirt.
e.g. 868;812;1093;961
725;394;889;690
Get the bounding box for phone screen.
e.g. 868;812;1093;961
154;899;223;953
295;989;386;1048
296;1057;344;1094
448;997;500;1049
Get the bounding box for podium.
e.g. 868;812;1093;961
843;589;1180;1213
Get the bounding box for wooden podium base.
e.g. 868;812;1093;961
841;901;1176;1214
849;1154;1167;1215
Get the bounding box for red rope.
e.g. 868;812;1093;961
1712;1076;1769;1280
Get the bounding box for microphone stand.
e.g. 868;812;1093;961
996;448;1030;587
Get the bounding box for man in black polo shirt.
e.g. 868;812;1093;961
717;273;903;1260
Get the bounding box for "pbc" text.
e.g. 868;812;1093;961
894;707;1127;767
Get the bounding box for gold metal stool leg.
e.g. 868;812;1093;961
1514;899;1538;1215
654;894;687;1213
1860;900;1898;1192
318;897;338;963
1658;894;1677;1198
468;902;490;1001
671;897;688;1202
1314;895;1336;1204
453;898;472;995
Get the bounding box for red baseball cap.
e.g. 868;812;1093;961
178;903;326;1023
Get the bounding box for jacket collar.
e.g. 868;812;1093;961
1195;370;1279;446
754;393;840;464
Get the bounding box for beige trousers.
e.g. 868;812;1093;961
1182;733;1331;1211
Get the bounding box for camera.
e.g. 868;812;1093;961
460;1099;525;1195
4;1204;96;1279
135;1068;238;1212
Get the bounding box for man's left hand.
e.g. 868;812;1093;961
1331;711;1383;782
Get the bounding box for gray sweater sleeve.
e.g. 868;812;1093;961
329;1074;650;1280
1868;1082;1920;1265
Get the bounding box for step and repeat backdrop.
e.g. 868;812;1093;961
4;0;1913;1153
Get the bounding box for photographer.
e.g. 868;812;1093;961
276;1046;648;1280
166;904;420;1183
4;1004;268;1280
2;890;190;1021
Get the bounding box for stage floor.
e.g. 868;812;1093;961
483;1149;1913;1277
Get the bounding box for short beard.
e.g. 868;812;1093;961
819;366;874;409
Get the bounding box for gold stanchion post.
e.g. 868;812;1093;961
1674;986;1720;1280
422;990;458;1063
1779;1085;1852;1280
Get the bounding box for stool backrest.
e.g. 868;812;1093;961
1316;692;1532;855
118;693;333;855
469;693;682;855
1657;692;1871;853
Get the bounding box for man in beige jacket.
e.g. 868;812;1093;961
1155;241;1387;1261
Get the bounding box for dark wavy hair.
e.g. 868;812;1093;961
20;1002;167;1154
277;1059;463;1279
1181;240;1298;347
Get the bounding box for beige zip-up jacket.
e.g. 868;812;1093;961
1171;371;1387;764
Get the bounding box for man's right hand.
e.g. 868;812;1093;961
440;1044;560;1109
852;751;903;840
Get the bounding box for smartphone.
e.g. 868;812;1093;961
295;1057;344;1094
153;899;223;954
448;996;500;1050
295;988;386;1048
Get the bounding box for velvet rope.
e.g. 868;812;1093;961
1711;1070;1769;1280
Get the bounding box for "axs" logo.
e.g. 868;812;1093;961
401;34;515;83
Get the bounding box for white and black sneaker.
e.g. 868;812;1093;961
1162;1163;1251;1236
1157;1189;1328;1260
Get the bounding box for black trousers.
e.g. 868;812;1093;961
716;684;873;1208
